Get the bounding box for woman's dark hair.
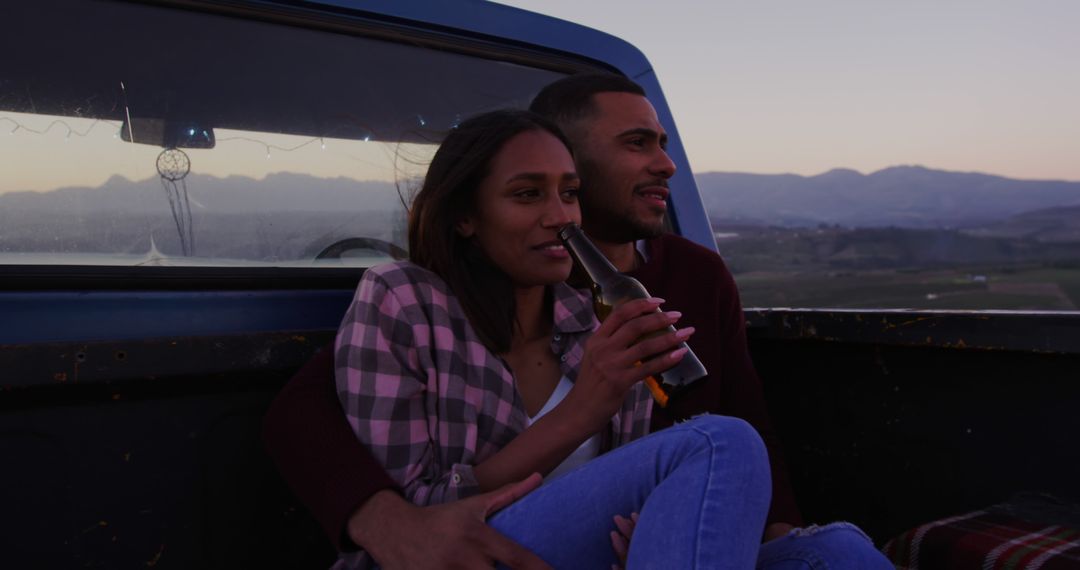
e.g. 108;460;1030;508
408;109;572;353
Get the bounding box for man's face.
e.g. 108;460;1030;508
570;92;677;244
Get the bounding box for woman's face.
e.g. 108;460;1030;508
459;129;581;287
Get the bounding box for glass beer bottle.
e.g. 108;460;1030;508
557;222;707;407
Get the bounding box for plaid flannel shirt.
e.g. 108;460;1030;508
335;261;652;507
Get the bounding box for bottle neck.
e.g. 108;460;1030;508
558;223;619;285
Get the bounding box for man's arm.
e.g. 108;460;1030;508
262;343;550;569
262;342;394;550
711;264;804;529
636;236;803;529
656;301;803;529
353;478;551;569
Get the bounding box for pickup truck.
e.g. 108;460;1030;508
2;0;1078;568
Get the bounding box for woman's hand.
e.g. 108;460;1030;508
564;297;694;433
610;512;639;569
474;299;693;492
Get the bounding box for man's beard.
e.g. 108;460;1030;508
577;157;666;244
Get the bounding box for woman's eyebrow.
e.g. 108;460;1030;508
506;172;546;183
505;172;579;183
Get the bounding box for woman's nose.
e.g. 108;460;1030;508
542;195;576;227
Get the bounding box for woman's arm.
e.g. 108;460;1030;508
336;270;478;506
268;334;549;566
340;272;690;501
473;298;690;491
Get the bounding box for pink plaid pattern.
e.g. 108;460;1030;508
335;261;652;507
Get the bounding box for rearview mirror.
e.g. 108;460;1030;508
119;118;215;149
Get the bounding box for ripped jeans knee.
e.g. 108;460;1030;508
756;522;894;570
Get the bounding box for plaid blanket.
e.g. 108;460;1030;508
884;494;1080;569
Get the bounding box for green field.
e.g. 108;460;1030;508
734;266;1080;310
716;225;1080;310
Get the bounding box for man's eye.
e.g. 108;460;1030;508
513;188;540;199
561;187;580;201
628;138;645;147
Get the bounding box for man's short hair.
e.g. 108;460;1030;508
529;72;646;128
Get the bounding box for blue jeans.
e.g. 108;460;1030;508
756;522;894;569
489;415;772;569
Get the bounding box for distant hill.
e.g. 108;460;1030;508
4;167;1079;262
697;165;1080;229
964;204;1080;243
0;173;412;259
0;172;409;214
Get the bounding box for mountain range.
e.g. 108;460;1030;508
696;165;1080;232
0;172;409;214
2;166;1078;250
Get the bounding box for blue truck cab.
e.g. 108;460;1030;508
2;1;1078;568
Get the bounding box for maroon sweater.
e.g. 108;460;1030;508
262;233;801;550
632;234;801;527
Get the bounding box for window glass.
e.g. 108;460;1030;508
0;0;567;267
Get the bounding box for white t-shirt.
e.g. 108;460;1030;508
527;375;602;482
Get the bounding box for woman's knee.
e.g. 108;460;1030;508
683;415;769;469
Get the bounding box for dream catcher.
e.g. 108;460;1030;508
156;148;194;256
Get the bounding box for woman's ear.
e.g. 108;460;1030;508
456;217;475;238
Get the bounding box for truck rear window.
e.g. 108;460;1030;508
0;0;568;268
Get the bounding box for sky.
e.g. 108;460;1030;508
497;0;1080;181
3;0;1077;194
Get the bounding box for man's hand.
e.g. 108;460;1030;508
347;474;551;570
609;512;638;569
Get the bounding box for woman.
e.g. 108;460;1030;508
335;110;770;569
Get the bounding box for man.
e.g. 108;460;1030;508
527;74;801;535
264;73;886;568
